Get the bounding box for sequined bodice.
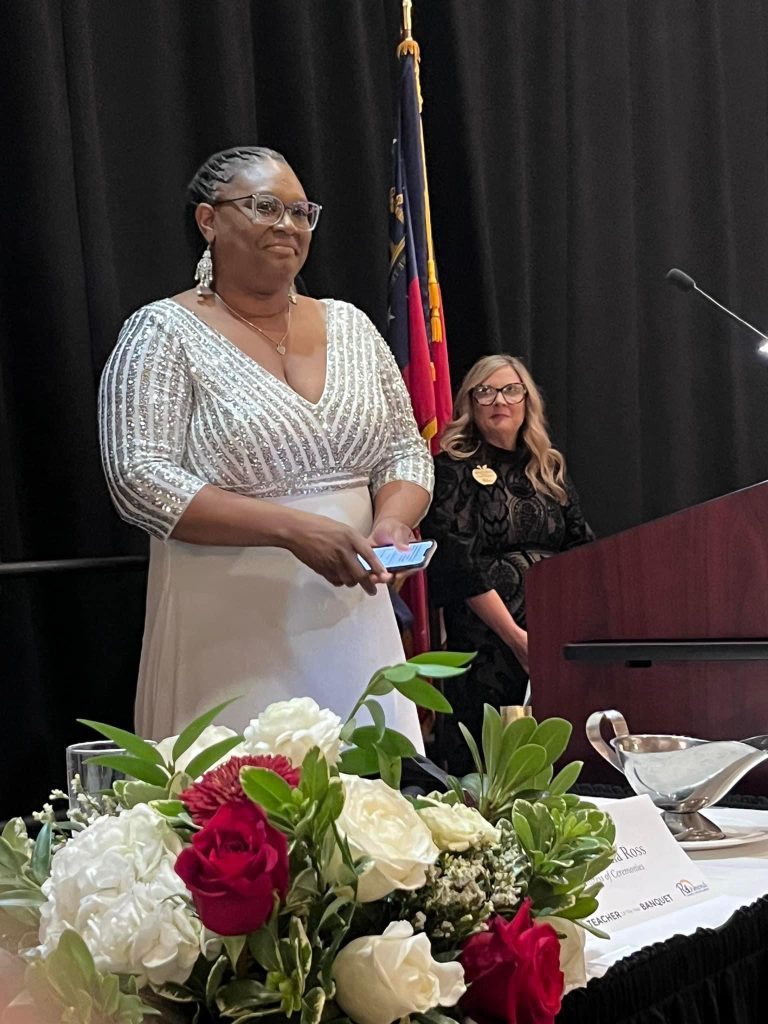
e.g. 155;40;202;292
99;298;433;539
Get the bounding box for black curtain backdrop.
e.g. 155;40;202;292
2;0;768;817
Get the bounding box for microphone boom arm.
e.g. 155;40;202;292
693;284;768;341
666;267;768;352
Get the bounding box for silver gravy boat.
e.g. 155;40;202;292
586;710;768;841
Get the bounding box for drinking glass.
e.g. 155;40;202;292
65;740;124;808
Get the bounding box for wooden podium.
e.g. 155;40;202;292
526;481;768;789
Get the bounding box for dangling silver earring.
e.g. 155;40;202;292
288;281;298;304
195;246;213;295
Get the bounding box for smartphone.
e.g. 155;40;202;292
358;540;437;573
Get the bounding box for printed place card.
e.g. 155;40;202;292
585;795;715;934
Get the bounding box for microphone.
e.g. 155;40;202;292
665;268;768;353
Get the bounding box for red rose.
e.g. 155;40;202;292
175;800;289;936
460;901;564;1024
180;754;300;826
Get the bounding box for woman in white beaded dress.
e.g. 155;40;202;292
99;147;433;746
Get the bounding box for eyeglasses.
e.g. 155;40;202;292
212;192;323;232
472;383;527;406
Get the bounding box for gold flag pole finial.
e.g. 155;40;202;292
397;0;420;59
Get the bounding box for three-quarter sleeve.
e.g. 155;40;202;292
562;475;595;550
422;455;494;604
366;320;434;498
98;305;206;540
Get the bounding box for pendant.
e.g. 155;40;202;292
472;464;497;486
276;342;286;356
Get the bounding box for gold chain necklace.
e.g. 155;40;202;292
215;292;292;355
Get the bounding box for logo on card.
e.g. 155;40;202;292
675;878;709;897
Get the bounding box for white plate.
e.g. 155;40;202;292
679;826;768;851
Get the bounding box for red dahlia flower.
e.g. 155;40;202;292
180;754;300;825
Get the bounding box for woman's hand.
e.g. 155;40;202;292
368;517;416;551
283;511;391;595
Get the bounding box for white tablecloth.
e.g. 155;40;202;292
583;803;768;980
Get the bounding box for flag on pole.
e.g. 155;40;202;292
387;2;452;653
387;4;452;454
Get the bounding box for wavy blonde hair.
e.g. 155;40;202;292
440;354;568;504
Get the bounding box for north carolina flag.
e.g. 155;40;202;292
387;40;452;455
387;31;452;654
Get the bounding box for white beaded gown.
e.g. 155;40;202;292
98;298;433;745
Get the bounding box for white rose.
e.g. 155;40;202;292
242;697;342;766
537;916;587;993
416;799;501;852
336;775;439;901
38;804;201;986
332;921;466;1024
154;725;240;777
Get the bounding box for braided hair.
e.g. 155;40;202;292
187;147;287;205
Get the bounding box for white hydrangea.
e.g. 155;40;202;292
242;697;342;766
38;804;201;986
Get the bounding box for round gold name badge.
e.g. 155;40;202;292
472;464;497;486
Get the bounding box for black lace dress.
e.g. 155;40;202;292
422;444;594;774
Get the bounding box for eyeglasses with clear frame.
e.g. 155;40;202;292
472;383;527;406
212;192;323;232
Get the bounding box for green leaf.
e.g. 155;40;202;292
338;746;379;776
297;747;329;801
241;766;295;813
512;807;536;851
459;772;484;804
500;743;548;791
301;987;326;1024
553;896;600;920
408;651;476;667
481;704;503;777
77;719;164;765
318;894;352;930
184;734;243;780
382;664;418;683
529;718;573;765
499;715;538;759
366;675;394;697
378;728;419;758
216;978;283;1015
411;663;468;679
248;924;282;974
30;823;52;885
84;753;168;787
2;818;31;855
0;837;29;873
390;676;453;712
550;760;583;796
113;779;170;806
171;697;241;763
458;723;485;777
364;699;387;741
339;717;357;742
377;749;402;789
350;725;417;757
150;799;186;817
206;954;229;1009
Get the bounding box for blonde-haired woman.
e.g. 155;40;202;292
422;355;593;774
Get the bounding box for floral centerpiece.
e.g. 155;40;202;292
0;653;615;1024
